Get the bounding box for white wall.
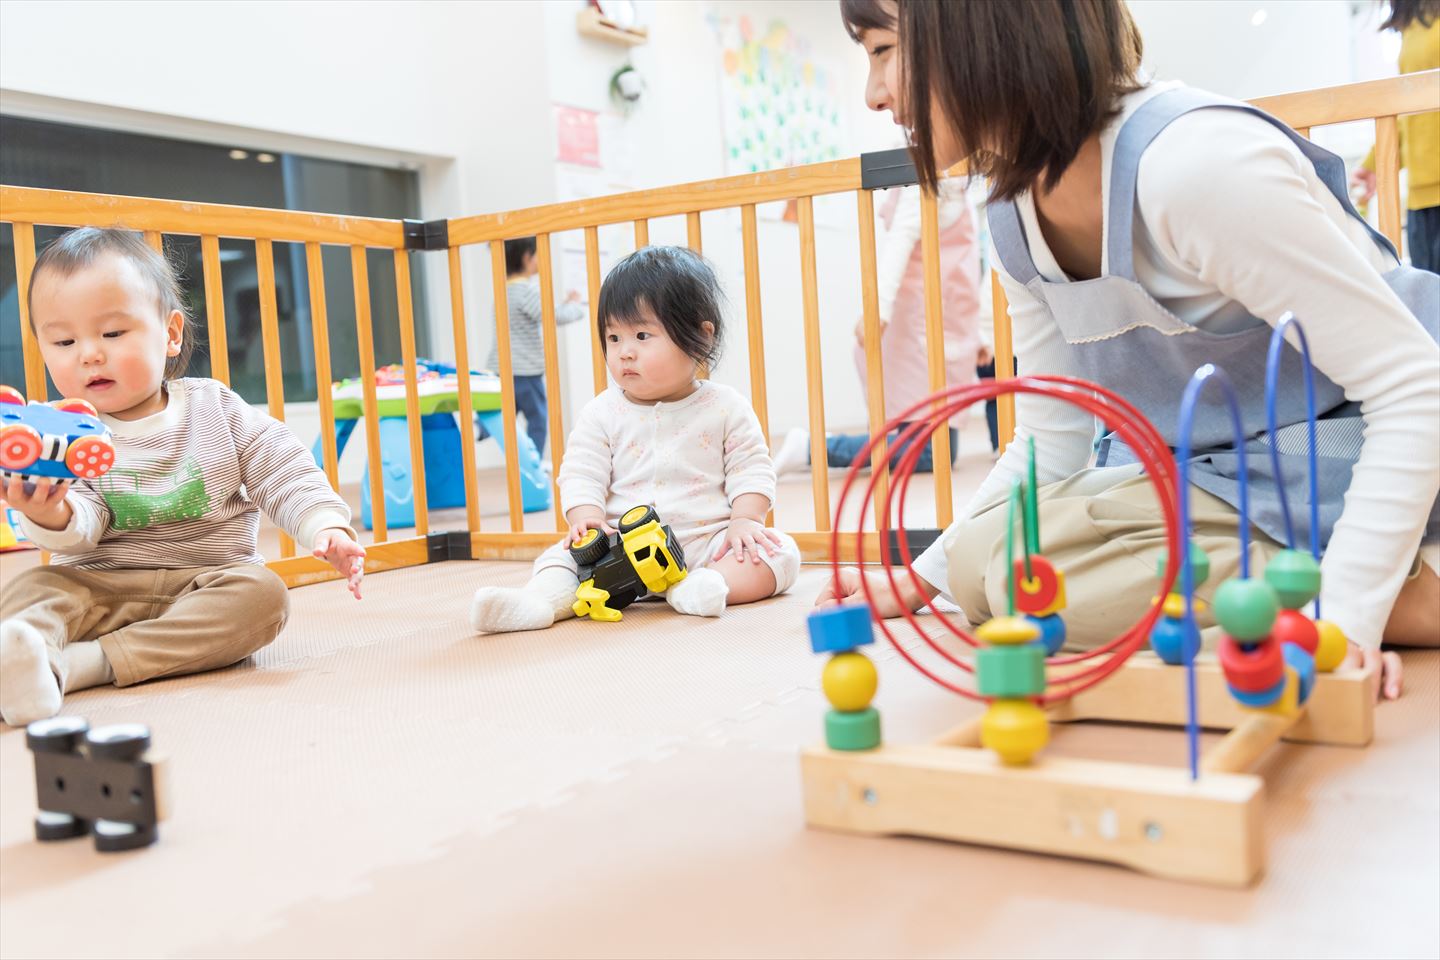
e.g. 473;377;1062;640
1;0;561;479
535;0;902;442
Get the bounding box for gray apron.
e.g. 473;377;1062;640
987;86;1440;550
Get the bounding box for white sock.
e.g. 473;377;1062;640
772;427;811;477
62;641;114;693
0;621;62;727
471;567;579;634
666;568;730;617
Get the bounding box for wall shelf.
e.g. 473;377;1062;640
576;7;648;46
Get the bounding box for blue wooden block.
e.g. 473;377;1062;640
1283;642;1316;704
1227;674;1287;708
807;604;875;654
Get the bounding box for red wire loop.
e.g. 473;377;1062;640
827;376;1183;705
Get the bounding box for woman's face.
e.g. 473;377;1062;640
859;5;964;170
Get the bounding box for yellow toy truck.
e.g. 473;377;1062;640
568;505;687;622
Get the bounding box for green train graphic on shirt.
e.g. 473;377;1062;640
97;457;212;530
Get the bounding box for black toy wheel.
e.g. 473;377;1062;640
35;810;88;842
569;528;610;565
618;505;658;533
93;819;158;853
26;716;90;754
86;723;151;762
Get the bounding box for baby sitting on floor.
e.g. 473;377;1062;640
471;246;800;633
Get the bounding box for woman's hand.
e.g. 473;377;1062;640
814;566;939;619
713;517;784;564
853;314;888;347
1349;167;1376;205
1342;642;1403;701
314;528;366;599
0;475;73;531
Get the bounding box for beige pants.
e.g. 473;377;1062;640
944;465;1280;649
1;563;289;689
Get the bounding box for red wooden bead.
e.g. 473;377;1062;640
1218;634;1285;693
1271;608;1319;655
1013;555;1062;614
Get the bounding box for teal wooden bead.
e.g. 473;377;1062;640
1213;577;1279;642
1158;541;1211;587
977;643;1047;698
1264;549;1322;610
825;708;882;751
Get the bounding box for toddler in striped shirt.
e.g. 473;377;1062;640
0;227;364;726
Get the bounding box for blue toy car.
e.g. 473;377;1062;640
0;385;116;483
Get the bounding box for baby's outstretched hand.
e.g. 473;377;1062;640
0;475;73;531
314;528;365;599
713;517;783;565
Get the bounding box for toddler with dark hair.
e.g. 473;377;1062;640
471;246;801;633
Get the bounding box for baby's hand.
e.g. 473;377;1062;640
313;528;365;600
1342;642;1403;701
0;475;73;531
713;517;783;565
565;517;614;547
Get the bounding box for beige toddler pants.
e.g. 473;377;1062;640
1;563;289;689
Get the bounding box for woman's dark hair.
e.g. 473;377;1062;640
844;0;1145;200
504;236;537;275
1381;0;1440;30
597;246;724;368
28;227;195;379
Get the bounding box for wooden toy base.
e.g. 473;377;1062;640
800;653;1375;887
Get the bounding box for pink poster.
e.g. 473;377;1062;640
554;104;601;168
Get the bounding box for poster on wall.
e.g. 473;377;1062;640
712;14;846;220
554;104;602;168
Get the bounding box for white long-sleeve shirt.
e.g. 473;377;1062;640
914;82;1440;649
558;381;775;545
20;378;354;569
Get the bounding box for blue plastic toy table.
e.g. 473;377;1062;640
312;362;551;530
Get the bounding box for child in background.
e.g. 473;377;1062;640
486;236;587;458
471;246;801;633
0;228;365;726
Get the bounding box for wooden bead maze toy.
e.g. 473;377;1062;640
800;317;1374;886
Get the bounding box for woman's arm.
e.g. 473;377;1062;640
1139;109;1440;650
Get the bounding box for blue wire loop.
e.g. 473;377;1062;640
1265;312;1322;619
1176;363;1253;780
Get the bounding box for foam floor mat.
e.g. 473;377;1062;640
1;561;1436;958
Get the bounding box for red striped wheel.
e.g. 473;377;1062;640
65;436;116;479
0;386;24;406
1217;634;1285;693
0;423;43;470
52;398;99;417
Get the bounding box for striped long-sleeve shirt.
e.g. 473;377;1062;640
19;378;354;570
485;277;587;376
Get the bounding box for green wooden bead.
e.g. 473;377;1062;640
1213;577;1279;641
977;643;1047;698
1263;549;1321;610
1157;541;1211;587
825;708;881;751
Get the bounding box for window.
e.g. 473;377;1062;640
0;115;429;404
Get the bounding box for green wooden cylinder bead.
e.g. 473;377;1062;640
1157;541;1211;587
1213;577;1279;641
825;708;882;751
1263;549;1322;610
977;643;1047;698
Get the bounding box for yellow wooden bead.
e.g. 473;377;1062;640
1257;667;1301;717
1313;619;1348;673
975;616;1041;647
980;698;1049;765
822;652;878;712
